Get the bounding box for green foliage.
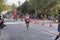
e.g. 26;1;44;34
17;0;60;17
0;0;9;12
21;1;29;14
11;3;17;10
17;0;35;15
17;1;30;14
29;0;57;13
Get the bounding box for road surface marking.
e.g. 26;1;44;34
4;22;24;24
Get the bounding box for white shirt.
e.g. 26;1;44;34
25;15;30;19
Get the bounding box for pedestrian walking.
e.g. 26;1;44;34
55;10;60;40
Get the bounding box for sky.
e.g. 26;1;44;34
6;0;26;6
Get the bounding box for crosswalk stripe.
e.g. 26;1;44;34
4;22;24;24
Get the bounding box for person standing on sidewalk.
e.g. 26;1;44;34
0;15;6;39
0;15;3;39
55;10;60;40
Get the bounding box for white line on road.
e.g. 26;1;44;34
31;26;57;39
4;22;25;24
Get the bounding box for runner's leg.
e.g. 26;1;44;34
26;23;29;31
55;32;60;40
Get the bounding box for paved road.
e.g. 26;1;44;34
0;19;60;40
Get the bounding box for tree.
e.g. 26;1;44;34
29;0;57;15
17;0;59;17
21;1;29;14
0;0;9;12
17;1;30;14
11;3;17;10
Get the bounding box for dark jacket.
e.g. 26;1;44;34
0;18;5;29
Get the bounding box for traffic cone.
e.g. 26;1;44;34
49;21;52;27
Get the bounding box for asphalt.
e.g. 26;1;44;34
0;19;60;40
